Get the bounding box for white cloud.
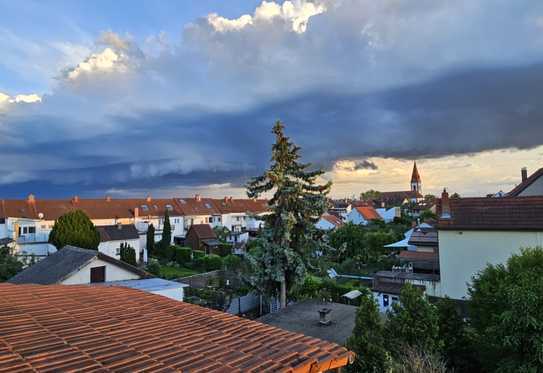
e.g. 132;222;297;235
0;91;42;111
206;0;326;33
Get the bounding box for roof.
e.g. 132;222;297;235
508;167;543;196
258;300;357;345
8;246;149;284
175;197;269;216
0;284;353;372
0;197;183;220
399;250;438;263
411;161;421;183
101;278;189;291
407;228;438;247
354;206;381;221
374;270;440;283
188;224;217;240
321;213;343;227
97;224;140;242
377;190;423;206
372;281;425;295
438;196;543;231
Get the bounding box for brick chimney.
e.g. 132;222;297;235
195;194;201;202
105;195;112;202
521;167;528;182
27;194;36;204
146;195;152;203
134;207;139;218
440;189;451;219
72;195;79;204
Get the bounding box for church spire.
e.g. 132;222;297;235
411;161;422;193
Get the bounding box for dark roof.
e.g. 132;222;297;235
438;196;543;231
0;284;353;372
508;167;543;196
407;228;438;247
399;251;438;263
377;191;423;206
97;224;140;242
8;245;149;284
258;300;357;345
188;223;217;239
374;270;440;282
0;237;13;246
202;238;221;247
372;282;425;295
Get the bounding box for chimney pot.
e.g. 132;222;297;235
106;195;111;202
72;195;79;203
27;194;35;204
318;308;332;326
146;195;152;203
521;167;528;182
440;188;451;219
195;194;201;202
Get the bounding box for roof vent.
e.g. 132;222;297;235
318;308;332;326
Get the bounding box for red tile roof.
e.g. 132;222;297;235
355;206;381;221
0;284;353;372
438;196;543;231
187;224;217;240
508;167;543;196
321;214;343;227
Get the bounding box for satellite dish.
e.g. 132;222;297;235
38;212;44;219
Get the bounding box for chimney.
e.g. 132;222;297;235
105;195;112;202
318;308;332;326
27;194;36;204
440;189;451;219
146;195;152;203
117;222;123;230
72;195;79;204
224;196;228;203
195;194;201;202
134;207;139;218
229;196;233;202
521;167;528;182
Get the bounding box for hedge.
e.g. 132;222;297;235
194;254;223;271
173;247;192;265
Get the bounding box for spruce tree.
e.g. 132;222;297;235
146;223;155;257
48;210;100;250
119;243;137;266
346;292;392;372
246;121;331;308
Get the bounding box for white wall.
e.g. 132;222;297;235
439;230;543;299
151;287;185;302
518;176;543;196
98;238;142;261
61;257;142;285
372;291;400;313
376;207;400;223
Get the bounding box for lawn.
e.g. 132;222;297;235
159;265;200;279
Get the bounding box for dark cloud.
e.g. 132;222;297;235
2;62;543;197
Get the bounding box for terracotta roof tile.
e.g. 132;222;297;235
355;206;381;221
0;284;353;372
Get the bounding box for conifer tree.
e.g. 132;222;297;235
48;210;100;250
119;243;137;266
159;210;172;251
146;223;155;256
246;121;331;308
346;292;391;372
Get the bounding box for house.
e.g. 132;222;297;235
175;195;223;232
258;299;357;345
316;213;344;230
185;223;220;254
508;166;543;196
438;190;543;300
97;223;145;263
328;199;352;220
376;206;401;223
214;197;269;232
346;205;382;225
0;284;354;372
0;195;184;259
8;245;149;285
372;271;432;312
369;162;424;209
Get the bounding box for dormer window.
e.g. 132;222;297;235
141;204;149;212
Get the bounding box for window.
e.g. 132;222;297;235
90;266;106;283
141;204;149;212
383;294;389;307
165;204;173;211
209;216;214;223
115;248;120;256
204;203;212;209
0;218;5;224
28;226;36;234
217;217;221;222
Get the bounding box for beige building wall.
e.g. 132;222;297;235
61;257;141;285
439;230;543;299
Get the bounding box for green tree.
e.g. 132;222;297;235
436;298;479;372
146;223;155;256
360;189;381;201
119;243;137;266
469;247;543;372
158;210;172;252
48;210;100;250
346;292;392;372
246;121;331;308
328;223;366;262
0;246;23;281
385;283;441;355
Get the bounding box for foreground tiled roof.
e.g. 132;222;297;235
438;196;543;231
507;167;543;196
0;284;353;372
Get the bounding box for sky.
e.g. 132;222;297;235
1;0;543;199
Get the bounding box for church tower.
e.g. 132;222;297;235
411;161;422;193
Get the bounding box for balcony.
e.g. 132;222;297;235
16;233;50;244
